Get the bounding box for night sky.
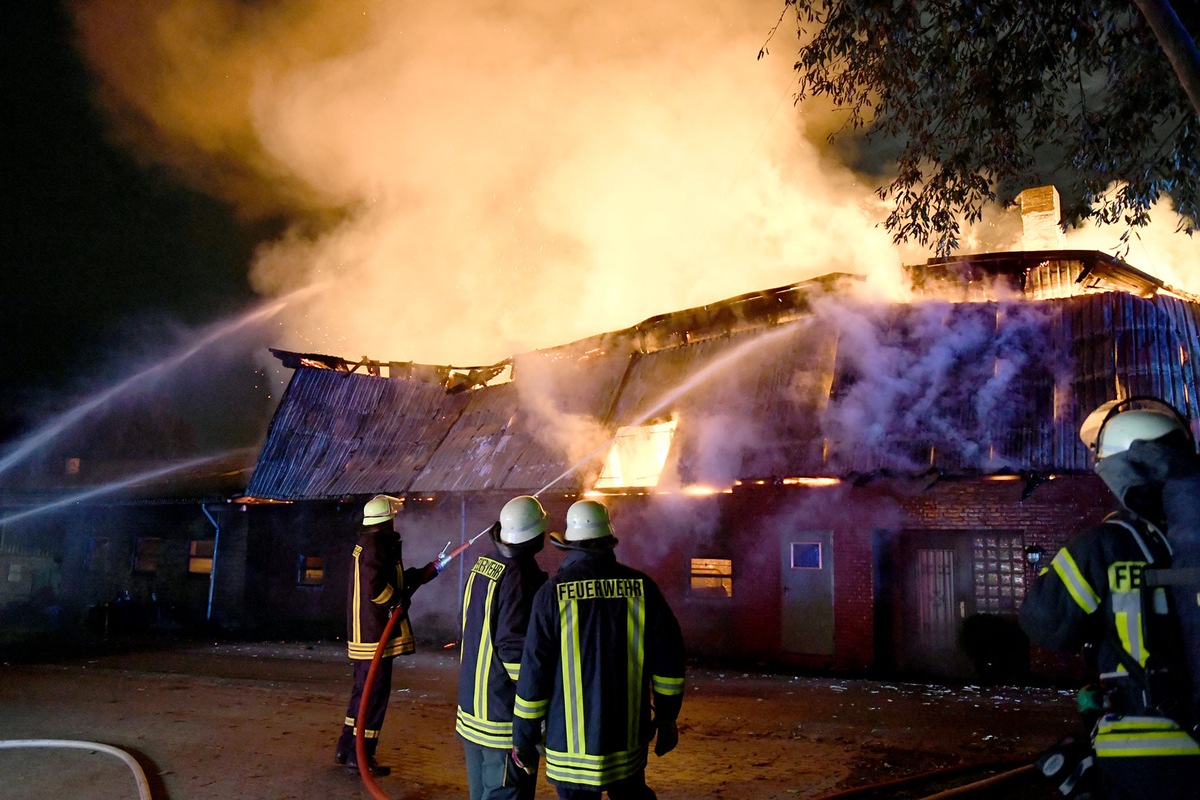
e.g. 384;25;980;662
1;3;276;454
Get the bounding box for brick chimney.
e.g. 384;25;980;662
1016;186;1064;250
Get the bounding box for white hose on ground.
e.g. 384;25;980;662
0;739;153;800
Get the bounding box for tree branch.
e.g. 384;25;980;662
1131;0;1200;116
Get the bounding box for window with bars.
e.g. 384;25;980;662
972;532;1026;612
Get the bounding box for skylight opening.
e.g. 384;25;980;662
593;419;678;489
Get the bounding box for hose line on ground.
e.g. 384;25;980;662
810;754;1036;800
0;739;153;800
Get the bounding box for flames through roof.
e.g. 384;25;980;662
247;253;1200;500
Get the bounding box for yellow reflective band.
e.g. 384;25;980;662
652;675;684;695
456;708;515;748
1113;610;1148;667
1095;716;1200;757
513;695;548;720
462;571;477;639
373;584;394;605
473;579;497;718
352;557;362;644
543;744;647;787
626;595;645;748
561;595;585;755
1052;548;1100;613
503;662;520;682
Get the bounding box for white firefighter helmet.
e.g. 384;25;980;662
499;495;547;544
1079;398;1191;459
363;494;403;526
562;499;615;542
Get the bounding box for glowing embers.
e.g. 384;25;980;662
690;558;732;598
593;419;678;489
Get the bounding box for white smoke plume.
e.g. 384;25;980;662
71;0;912;368
811;293;1067;472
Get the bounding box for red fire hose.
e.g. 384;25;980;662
353;539;476;798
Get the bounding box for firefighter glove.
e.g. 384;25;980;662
654;718;678;756
511;745;539;775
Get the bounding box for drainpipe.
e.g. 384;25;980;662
201;504;221;623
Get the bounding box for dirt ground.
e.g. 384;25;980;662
0;637;1082;800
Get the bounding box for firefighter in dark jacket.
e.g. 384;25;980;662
1019;398;1200;800
457;495;550;800
334;494;438;776
512;499;685;800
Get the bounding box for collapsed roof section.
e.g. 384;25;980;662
246;253;1200;501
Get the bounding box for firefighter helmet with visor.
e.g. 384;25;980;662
1079;397;1193;460
363;494;403;526
499;496;547;544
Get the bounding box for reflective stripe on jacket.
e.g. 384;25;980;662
1094;715;1200;758
512;549;685;790
456;552;547;749
1018;513;1184;717
347;523;416;661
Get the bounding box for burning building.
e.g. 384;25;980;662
238;245;1200;682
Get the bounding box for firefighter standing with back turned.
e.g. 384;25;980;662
1018;397;1200;800
334;494;439;776
511;499;685;800
457;495;550;800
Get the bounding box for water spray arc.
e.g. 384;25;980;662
0;286;320;479
535;320;808;496
0;450;253;528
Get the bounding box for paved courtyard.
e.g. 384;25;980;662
0;639;1080;799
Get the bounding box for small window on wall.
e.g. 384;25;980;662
133;537;162;575
188;540;215;575
299;555;325;586
690;558;732;598
791;542;822;569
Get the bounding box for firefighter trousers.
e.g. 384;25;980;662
336;657;394;759
463;741;536;800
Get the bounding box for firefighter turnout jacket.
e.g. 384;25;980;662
346;522;423;661
512;549;686;791
456;550;548;749
1019;512;1200;797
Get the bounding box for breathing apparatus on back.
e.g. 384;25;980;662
1081;396;1200;731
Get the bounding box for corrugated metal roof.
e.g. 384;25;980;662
248;259;1200;500
246;369;470;499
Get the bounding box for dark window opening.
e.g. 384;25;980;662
133;537;162;575
86;538;110;573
